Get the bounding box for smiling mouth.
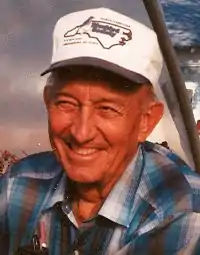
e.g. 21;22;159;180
67;143;99;156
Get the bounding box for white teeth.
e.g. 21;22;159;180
71;147;97;156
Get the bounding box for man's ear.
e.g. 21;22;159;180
138;101;164;142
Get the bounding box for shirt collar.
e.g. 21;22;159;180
98;147;144;227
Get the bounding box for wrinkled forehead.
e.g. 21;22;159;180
47;65;152;94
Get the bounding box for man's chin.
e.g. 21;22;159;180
65;168;101;184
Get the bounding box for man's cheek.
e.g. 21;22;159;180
50;121;73;140
49;119;63;135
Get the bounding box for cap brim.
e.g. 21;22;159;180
41;57;150;85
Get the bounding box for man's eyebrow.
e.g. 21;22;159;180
93;97;126;105
54;92;77;100
53;92;126;105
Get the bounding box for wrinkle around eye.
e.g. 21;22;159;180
55;100;79;111
96;105;123;118
99;105;119;113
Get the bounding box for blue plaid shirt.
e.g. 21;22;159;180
1;141;200;255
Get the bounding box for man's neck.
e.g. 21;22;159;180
71;171;123;225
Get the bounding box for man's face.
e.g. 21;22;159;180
45;69;163;185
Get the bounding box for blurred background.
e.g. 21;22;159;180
0;0;199;158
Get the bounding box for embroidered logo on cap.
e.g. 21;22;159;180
64;16;132;49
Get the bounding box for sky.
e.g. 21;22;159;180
0;0;152;154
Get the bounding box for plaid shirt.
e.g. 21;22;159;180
1;141;200;255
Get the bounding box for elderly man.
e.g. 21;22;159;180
1;7;200;255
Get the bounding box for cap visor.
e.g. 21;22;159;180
41;57;150;84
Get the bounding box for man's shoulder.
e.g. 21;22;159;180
0;152;65;240
9;151;62;179
140;141;200;212
143;141;197;175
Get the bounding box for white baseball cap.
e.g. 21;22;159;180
41;7;163;87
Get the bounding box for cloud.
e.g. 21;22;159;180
0;125;50;154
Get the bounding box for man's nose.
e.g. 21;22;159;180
70;107;96;144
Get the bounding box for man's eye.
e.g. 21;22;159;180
100;106;117;112
55;100;78;109
98;106;120;117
